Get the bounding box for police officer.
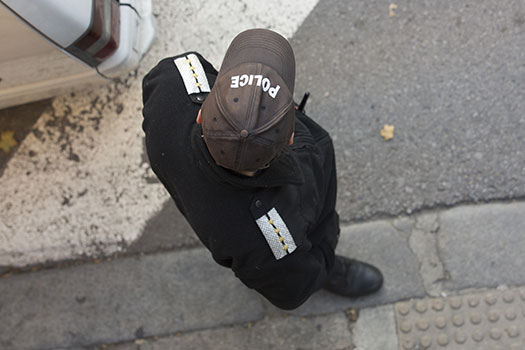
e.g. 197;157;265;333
142;29;383;310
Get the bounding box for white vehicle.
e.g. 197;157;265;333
0;0;155;109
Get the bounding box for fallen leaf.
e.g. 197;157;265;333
0;130;17;153
380;124;395;141
389;3;398;17
345;308;359;322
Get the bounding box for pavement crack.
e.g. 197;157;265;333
406;226;424;279
345;308;359;350
433;212;452;290
390;216;415;241
408;212;449;297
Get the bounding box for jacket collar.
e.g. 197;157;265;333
191;124;305;189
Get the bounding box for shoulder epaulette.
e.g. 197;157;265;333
174;53;211;104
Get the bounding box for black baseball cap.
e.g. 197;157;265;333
201;28;296;172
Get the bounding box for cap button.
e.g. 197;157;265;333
255;200;262;208
240;130;249;138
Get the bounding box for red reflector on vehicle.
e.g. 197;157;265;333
66;0;120;67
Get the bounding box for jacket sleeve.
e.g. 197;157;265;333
235;234;335;310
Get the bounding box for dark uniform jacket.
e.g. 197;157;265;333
142;52;340;310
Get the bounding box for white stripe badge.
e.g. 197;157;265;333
174;53;211;95
255;208;297;260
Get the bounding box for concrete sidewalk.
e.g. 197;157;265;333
1;201;525;350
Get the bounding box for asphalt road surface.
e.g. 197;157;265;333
292;0;525;221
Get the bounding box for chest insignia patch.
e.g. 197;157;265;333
174;53;211;95
255;208;297;260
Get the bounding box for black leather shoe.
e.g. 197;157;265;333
324;255;383;297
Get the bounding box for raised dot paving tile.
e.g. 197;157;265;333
394;287;525;350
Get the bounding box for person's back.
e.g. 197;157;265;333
142;29;383;310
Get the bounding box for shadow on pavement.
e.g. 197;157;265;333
0;99;52;177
